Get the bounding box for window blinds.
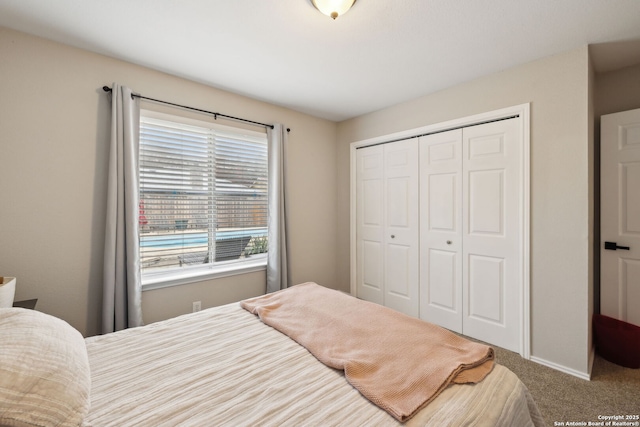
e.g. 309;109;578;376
139;115;268;272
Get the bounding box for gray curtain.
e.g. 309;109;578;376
102;83;143;333
266;124;291;293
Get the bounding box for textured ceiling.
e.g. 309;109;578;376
1;0;640;121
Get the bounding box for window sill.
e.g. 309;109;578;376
141;255;267;291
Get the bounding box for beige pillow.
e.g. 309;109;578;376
0;308;90;427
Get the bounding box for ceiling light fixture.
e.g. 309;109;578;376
311;0;357;20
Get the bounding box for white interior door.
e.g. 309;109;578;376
601;108;640;327
461;119;522;353
419;129;463;332
383;140;419;317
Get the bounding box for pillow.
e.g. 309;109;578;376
0;308;91;427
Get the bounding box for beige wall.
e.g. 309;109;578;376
0;27;339;336
595;63;640;117
337;47;593;376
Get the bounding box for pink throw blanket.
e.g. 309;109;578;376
241;282;494;422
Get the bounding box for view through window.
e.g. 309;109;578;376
139;111;268;276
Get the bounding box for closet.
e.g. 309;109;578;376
354;114;525;354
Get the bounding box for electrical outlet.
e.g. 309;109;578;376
192;301;202;312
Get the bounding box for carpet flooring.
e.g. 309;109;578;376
493;346;640;426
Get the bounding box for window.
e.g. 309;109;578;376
139;110;268;288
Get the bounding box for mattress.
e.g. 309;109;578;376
84;302;544;426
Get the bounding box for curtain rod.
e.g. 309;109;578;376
102;86;290;133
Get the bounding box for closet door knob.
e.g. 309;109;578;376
391;235;395;239
446;240;452;245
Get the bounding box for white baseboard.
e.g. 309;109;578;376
529;356;592;381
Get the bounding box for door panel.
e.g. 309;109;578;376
601;108;640;327
362;241;383;292
462;119;521;352
622;162;640;233
427;249;457;310
419;129;463;332
384;140;419;317
363;180;382;225
622;259;640;326
468;254;504;324
356;146;384;305
387;177;410;227
429;173;457;231
468;133;505;159
468;169;504;235
386;244;411;296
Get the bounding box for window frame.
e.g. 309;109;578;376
139;109;268;291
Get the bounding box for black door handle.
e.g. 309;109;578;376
604;241;630;250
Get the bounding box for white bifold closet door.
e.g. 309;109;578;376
419;118;522;353
418;130;464;332
355;139;419;317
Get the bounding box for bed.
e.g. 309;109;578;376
0;283;544;427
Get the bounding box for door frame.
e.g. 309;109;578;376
349;103;531;359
